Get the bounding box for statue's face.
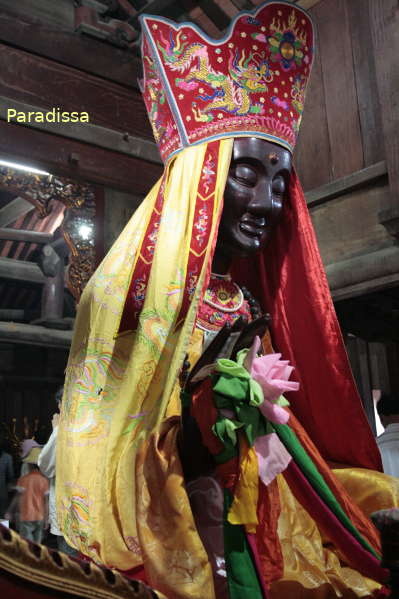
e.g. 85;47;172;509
217;137;292;258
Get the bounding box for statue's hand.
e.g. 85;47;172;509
184;317;246;392
230;313;271;359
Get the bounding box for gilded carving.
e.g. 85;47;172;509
0;166;97;301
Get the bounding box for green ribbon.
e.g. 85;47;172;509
211;356;270;463
223;489;264;599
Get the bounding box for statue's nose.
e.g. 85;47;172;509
246;179;272;216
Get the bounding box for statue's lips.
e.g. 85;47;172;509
239;221;266;237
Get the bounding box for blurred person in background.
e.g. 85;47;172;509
16;445;48;543
377;394;399;477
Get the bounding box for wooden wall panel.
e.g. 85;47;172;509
347;0;384;167
0;45;153;140
0;9;141;90
310;184;391;267
0;121;162;195
296;0;385;190
294;26;332;191
370;0;399;210
313;0;363;180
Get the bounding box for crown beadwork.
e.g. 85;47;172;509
140;2;314;164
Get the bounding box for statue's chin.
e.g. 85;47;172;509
215;236;265;262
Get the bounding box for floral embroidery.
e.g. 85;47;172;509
187;267;199;301
246;17;261;26
271;96;289;110
194;207;209;245
291;73;307;115
126;536;143;556
196;276;252;333
123;410;151;437
142;40;175;146
204;276;244;312
60;483;93;558
267;10;307;71
147;220;160;255
131;275;147;316
202;153;215;193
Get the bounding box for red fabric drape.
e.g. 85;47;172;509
233;169;382;471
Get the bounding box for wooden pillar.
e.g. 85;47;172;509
40;263;64;322
345;334;376;435
369;0;399;240
36;244;65;327
369;342;391;393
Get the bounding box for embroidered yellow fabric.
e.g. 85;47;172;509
56;140;234;572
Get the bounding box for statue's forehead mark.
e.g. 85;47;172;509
268;152;279;164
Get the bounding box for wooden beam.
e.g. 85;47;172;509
0;96;161;165
0;0;74;30
0;197;34;227
132;0;177;25
0;257;45;285
0;321;72;348
0;44;152;140
0;121;163;194
229;0;255;10
197;1;231;31
326;246;399;299
296;0;322;9
0;309;38;321
305;161;387;206
331;273;399;302
0;229;53;244
0;7;141;89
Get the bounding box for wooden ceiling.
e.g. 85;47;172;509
94;0;322;44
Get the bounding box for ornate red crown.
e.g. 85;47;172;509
140;2;314;164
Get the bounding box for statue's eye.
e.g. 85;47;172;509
232;163;258;187
272;175;285;195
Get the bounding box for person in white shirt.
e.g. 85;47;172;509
376;394;399;478
38;387;77;556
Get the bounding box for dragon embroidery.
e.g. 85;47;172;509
158;31;274;120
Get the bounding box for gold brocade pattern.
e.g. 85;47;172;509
333;468;399;518
136;418;215;599
270;476;381;599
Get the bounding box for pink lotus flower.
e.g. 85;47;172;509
244;337;299;424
